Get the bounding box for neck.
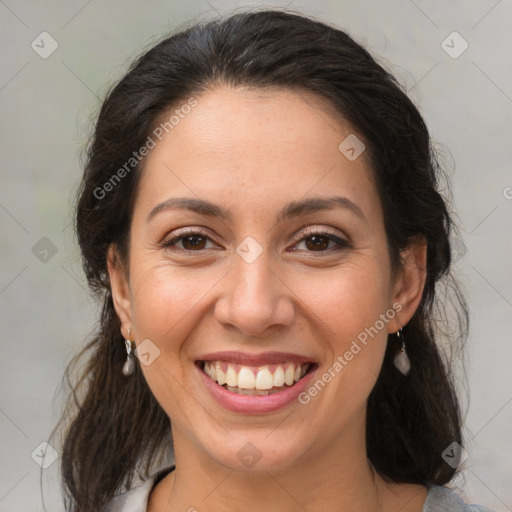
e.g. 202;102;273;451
148;414;411;512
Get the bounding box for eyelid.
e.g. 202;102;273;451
161;226;217;248
290;225;349;245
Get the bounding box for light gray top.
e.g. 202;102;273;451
102;465;495;512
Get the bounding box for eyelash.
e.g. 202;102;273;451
162;226;350;254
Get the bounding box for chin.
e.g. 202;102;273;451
203;433;308;474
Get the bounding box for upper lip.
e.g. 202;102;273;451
196;351;317;366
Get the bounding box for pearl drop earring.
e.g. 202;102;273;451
393;328;411;375
122;329;136;377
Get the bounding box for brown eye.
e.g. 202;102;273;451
292;228;350;253
163;228;215;251
304;234;330;251
181;234;207;250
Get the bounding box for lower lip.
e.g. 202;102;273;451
195;362;318;414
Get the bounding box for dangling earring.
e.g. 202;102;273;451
393;328;411;375
122;329;136;377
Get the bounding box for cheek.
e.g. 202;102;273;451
282;260;393;442
128;266;209;414
130;265;207;342
299;259;391;337
128;262;232;391
295;259;392;386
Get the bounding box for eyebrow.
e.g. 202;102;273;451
146;196;366;223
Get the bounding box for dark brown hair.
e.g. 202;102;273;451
48;8;468;511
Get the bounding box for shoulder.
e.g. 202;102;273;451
424;485;495;512
101;465;175;512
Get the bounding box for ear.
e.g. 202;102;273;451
107;244;132;339
388;235;427;334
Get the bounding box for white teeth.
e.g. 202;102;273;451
284;365;295;386
273;366;285;387
215;361;226;385
237;366;256;389
226;364;237;387
226;386;270;396
203;361;310;391
255;366;273;390
209;363;217;381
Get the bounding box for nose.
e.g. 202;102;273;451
214;248;295;337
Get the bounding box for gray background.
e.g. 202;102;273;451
1;1;511;511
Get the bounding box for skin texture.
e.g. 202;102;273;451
108;85;428;512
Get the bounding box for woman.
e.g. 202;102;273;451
49;8;494;512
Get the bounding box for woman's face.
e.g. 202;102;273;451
110;85;425;472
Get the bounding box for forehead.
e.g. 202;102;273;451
134;85;379;224
151;85;359;161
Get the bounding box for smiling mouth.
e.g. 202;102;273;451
196;360;317;396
